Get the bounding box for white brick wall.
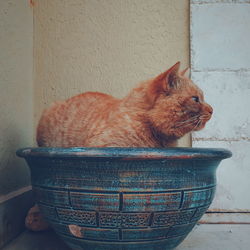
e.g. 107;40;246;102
191;2;250;70
191;0;250;212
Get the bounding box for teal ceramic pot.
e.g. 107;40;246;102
17;147;231;250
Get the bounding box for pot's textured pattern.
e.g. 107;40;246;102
17;147;231;250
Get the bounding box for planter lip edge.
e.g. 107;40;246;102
16;147;232;161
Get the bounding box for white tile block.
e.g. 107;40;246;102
193;140;250;211
191;3;250;70
192;71;250;140
178;224;250;250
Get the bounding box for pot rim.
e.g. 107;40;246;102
16;147;232;161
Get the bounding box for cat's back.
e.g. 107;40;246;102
68;91;115;104
37;92;119;147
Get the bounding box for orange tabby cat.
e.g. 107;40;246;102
37;62;212;148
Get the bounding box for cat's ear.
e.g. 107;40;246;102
180;67;190;77
165;62;181;89
147;62;181;104
156;62;181;91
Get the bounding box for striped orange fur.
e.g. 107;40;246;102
37;62;212;147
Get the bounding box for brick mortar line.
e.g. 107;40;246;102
191;1;250;4
192;69;250;73
193;137;250;142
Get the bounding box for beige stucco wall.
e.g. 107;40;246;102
0;0;190;197
34;0;190;146
0;0;33;195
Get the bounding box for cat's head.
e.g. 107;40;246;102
146;62;213;139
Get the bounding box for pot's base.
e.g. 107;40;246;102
3;224;248;250
61;234;187;250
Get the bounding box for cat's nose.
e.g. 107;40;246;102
205;104;213;116
209;106;213;114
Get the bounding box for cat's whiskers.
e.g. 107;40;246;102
191;120;202;132
175;120;199;129
199;114;211;120
174;115;200;128
175;115;200;125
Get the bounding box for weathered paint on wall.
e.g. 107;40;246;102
0;0;33;196
191;0;250;214
34;0;191;146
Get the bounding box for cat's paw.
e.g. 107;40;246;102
25;204;50;231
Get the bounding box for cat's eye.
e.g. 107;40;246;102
192;96;199;103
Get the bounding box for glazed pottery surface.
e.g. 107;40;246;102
17;147;232;250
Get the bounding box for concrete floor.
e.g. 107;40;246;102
2;224;250;250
